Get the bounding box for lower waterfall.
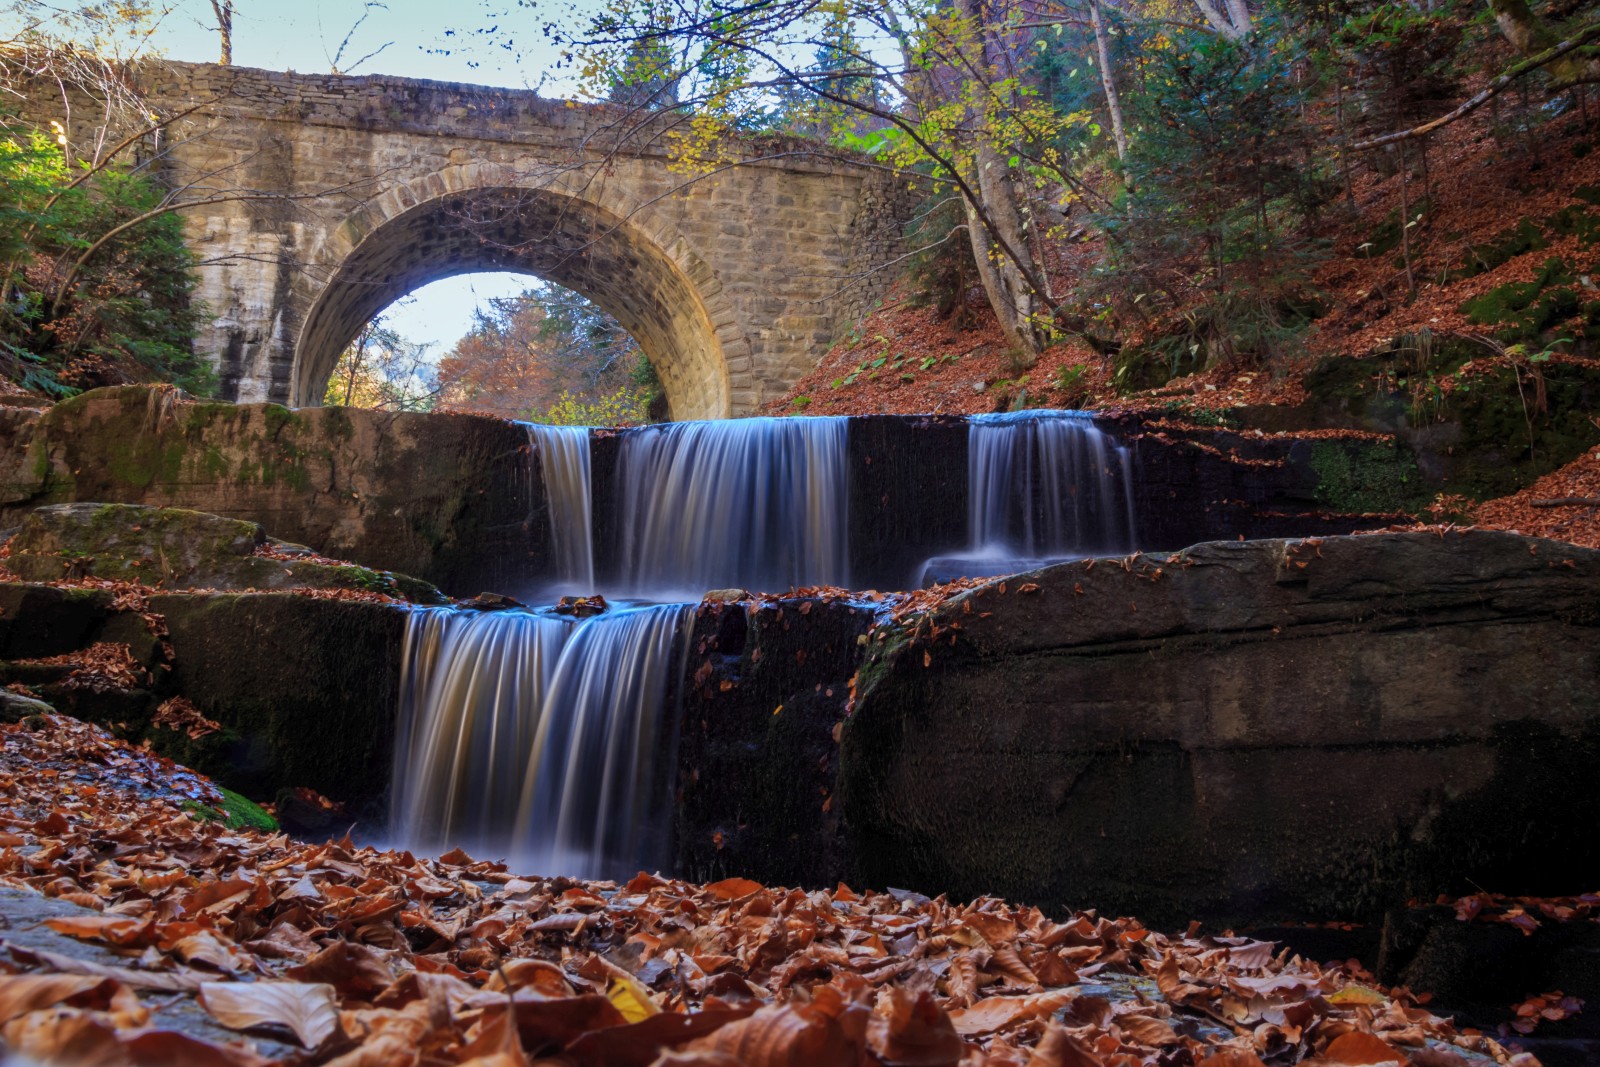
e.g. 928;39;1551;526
392;602;693;878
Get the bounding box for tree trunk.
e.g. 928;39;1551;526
952;0;1050;364
1191;0;1247;39
209;1;234;66
965;142;1046;364
1089;0;1129;166
1487;0;1600;88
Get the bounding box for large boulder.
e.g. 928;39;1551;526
839;530;1600;925
6;503;445;602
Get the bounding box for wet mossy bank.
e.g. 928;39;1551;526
0;386;546;595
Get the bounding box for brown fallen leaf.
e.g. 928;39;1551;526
1025;1024;1104;1067
286;941;396;998
867;987;963;1067
704;877;764;900
200;979;340;1049
0;974;124;1025
1196;1051;1269;1067
125;1028;275;1067
1;1009;132;1067
1117;1013;1179;1047
949;990;1076;1036
686;984;871;1066
1320;1031;1404;1065
42;913;154;947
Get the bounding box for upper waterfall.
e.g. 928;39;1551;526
613;417;851;597
922;410;1138;584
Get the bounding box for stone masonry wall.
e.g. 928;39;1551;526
17;60;914;418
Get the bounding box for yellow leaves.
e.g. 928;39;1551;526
606;973;661;1023
1327;984;1388;1007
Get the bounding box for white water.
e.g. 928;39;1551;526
524;424;595;591
968;410;1137;557
919;411;1137;584
393;603;692;878
614;416;850;596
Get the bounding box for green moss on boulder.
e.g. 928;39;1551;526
6;503;445;603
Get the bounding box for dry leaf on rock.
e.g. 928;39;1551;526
200;979;340;1048
949;990;1075;1036
1320;1031;1405;1065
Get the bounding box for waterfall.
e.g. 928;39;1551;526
392;603;692;879
614;417;850;596
922;411;1136;584
969;410;1137;557
524;424;595;590
968;410;1137;557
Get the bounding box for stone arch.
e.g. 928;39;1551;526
292;165;753;420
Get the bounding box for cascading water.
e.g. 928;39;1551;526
393;602;692;879
524;424;595;591
392;416;853;878
614;416;850;596
923;410;1138;583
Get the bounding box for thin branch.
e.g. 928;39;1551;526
1351;21;1600;150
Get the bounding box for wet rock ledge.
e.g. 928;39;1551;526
681;529;1600;928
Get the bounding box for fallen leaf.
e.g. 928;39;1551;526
949;990;1075;1036
200;980;340;1048
1322;1031;1404;1065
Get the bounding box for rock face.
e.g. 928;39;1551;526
0;581;408;811
2;386;1412;595
675;596;870;889
7;503;445;603
838;530;1600;925
0;386;543;594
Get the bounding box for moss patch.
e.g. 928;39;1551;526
1310;439;1426;513
185;786;278;832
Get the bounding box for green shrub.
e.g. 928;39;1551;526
0;121;210;397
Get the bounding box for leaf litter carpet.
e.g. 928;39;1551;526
0;713;1543;1066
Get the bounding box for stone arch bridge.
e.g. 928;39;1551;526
60;62;908;419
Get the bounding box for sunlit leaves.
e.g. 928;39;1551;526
199;981;341;1049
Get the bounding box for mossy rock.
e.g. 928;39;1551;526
1460;257;1590;346
7;503;445;603
1310;439;1427;514
1361;198;1433;261
1545;204;1600;246
1445;218;1548;283
185;787;278;833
